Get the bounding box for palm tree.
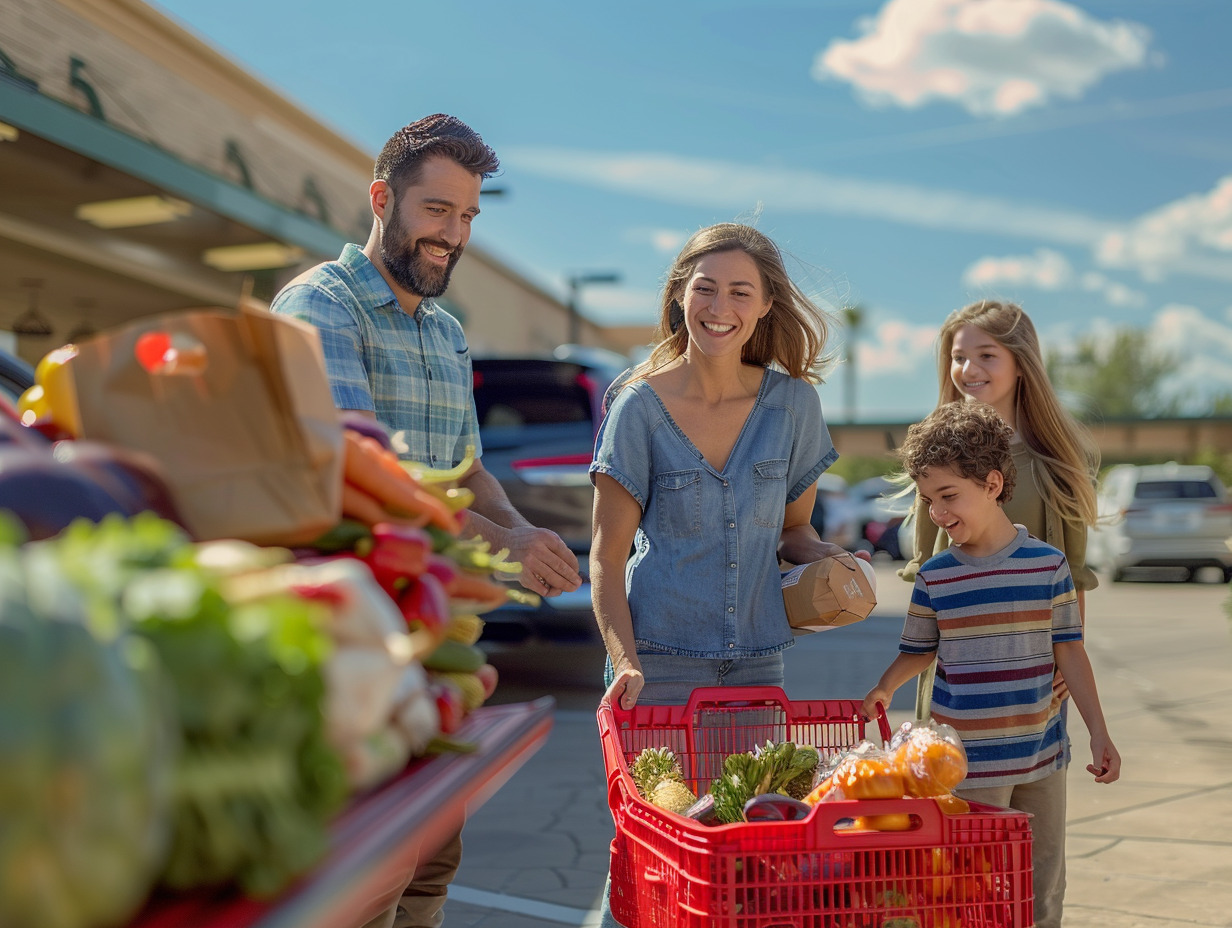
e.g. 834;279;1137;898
840;305;865;423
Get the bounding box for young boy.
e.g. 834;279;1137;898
862;401;1119;928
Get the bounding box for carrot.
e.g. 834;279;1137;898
341;481;391;527
343;431;460;534
447;571;510;607
422;553;509;612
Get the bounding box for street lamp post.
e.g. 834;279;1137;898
566;271;621;346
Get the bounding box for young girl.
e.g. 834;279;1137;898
901;300;1100;717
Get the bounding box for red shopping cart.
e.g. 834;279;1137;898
599;686;1033;928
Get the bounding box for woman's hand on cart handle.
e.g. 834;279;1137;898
602;665;644;711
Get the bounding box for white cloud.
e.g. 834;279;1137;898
963;248;1074;289
815;0;1152;117
505;147;1114;246
1096;174;1232;281
961;248;1147;306
858;318;940;377
1149;304;1232;402
1078;271;1147;308
624;227;688;254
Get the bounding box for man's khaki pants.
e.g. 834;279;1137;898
362;832;462;928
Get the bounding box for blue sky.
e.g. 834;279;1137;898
151;0;1232;422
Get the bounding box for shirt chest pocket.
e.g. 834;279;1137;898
655;469;702;537
753;458;788;527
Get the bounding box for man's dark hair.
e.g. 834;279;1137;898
898;401;1017;503
374;114;500;193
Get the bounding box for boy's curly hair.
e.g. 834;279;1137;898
899;401;1017;503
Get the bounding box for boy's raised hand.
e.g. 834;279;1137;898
861;688;891;723
1087;734;1121;783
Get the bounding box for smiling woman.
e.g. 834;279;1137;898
586;221;871;928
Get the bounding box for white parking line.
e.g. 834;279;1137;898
447;884;600;925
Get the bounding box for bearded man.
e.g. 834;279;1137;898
271;114;579;928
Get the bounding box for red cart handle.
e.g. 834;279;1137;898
605;687;892;745
682;685;795;718
682;687;893;745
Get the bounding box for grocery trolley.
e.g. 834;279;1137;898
598;686;1033;928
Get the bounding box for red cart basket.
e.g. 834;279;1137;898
599;686;1033;928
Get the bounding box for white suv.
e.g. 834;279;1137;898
1087;463;1232;582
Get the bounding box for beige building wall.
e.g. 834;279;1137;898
6;0;372;236
2;0;629;358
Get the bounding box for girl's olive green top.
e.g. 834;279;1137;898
899;437;1099;592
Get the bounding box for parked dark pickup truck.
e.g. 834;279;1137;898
471;347;629;646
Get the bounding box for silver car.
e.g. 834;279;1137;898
1087;463;1232;582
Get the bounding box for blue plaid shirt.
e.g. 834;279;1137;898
270;244;481;468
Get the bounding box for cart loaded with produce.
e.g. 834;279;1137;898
0;305;553;928
599;687;1034;928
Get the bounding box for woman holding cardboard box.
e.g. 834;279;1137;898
589;223;869;712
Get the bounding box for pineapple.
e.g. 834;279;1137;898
630;747;698;814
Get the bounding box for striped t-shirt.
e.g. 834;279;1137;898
900;526;1083;788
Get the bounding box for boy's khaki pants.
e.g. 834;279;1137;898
955;767;1068;928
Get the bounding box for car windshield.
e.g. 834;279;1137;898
473;367;594;428
477;389;590;428
1133;480;1218;500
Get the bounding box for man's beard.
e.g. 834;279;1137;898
380;207;463;300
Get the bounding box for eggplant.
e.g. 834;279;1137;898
683;793;719;825
0;409;50;450
742;794;813;822
0;445;130;540
50;440;187;530
340;412;393;450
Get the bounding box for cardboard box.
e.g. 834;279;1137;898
781;554;877;634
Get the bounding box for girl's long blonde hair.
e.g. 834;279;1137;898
937;299;1099;526
625;223;833;385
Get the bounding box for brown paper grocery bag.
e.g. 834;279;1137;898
67;303;342;546
781;554;877;635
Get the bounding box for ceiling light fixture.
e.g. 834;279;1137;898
76;195;192;229
201;242;305;272
12;281;53;337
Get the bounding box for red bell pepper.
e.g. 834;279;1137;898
397;572;450;639
429;680;465;734
362;522;432;596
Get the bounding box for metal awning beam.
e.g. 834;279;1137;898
0;79;346;257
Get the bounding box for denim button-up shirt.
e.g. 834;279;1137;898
590;369;837;658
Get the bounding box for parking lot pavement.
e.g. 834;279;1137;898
450;563;1232;927
1060;573;1232;928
